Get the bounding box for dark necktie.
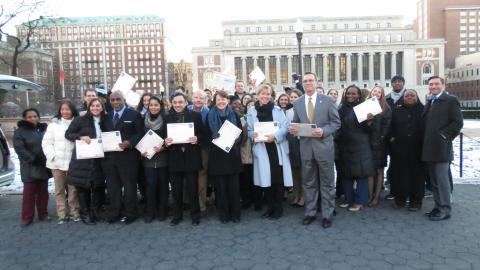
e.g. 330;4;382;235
430;96;437;106
113;112;119;127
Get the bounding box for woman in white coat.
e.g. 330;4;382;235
247;84;292;219
42;100;80;224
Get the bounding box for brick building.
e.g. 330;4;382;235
16;15;167;104
446;52;480;107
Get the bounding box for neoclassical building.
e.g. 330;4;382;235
192;15;445;99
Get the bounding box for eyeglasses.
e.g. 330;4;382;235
303;79;315;83
110;98;122;101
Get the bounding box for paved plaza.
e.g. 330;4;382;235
1;184;479;270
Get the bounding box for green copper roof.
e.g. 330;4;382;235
22;15;164;27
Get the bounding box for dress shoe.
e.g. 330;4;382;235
302;216;316;225
231;218;240;223
192;218;200;226
122;217;137;225
20;220;32;228
262;208;274;218
106;216;121;224
170;218;182;226
157;214;166;222
429;211;451;221
321;218;332;229
38;215;52;222
81;215;96;225
425;208;440;217
269;208;283;220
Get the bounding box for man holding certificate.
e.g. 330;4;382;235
102;91;144;224
289;72;340;228
164;92;203;226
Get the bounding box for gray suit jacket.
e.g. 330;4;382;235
292;94;341;161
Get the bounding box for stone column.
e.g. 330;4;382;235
264;56;270;81
358;53;363;84
380;51;386;86
391;51;397;77
276;55;281;87
346;52;352;85
369;52;374;87
253;56;258;68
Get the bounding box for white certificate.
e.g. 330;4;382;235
75;139;104;159
212;120;242;153
111;72;137;96
167;122;195;144
254;121;279;142
135;129;164;159
212;72;236;95
249;66;266;87
289;123;317;137
101;131;123;152
353;97;383;123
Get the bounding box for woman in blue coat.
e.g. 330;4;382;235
247;84;292;219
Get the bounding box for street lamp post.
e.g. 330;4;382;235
295;19;304;78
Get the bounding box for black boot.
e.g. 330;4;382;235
81;209;96;225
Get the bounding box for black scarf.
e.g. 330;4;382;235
255;101;274;121
169;108;186;123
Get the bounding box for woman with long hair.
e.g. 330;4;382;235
136;93;153;116
42;100;80;224
14;108;51;227
65;98;107;225
367;86;392;206
336;85;374;212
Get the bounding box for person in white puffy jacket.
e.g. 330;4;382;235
42;100;80;224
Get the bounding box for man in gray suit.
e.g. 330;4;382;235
289;72;341;228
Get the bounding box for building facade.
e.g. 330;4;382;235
446;52;480;107
16;15;167;103
416;0;480;68
192;16;445;99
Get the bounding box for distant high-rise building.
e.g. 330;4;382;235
16;15;167;103
416;0;480;67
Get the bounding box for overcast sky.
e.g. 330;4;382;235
3;0;418;62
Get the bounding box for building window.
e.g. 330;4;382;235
322;24;327;30
333;24;338;29
246;27;250;32
354;23;359;29
235;39;240;47
256;27;261;32
327;54;335;82
387;22;391;28
269;56;277;84
234;57;243;81
374;34;380;43
278;25;283;31
366;23;370;28
281;38;286;46
280;56;288;84
304;55;311;73
311;25;316;30
376;23;381;28
234;27;239;33
258;39;263;47
340;35;345;44
352;35;357;44
386;34;391;42
374;53;380;80
363;35;368;43
315;54;323;81
340;54;347;81
344;24;349;29
267;26;272;32
269;38;274;46
328;36;333;44
289;25;294;31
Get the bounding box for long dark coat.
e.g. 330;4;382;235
389;102;425;199
421;92;463;162
65;115;105;188
205;112;243;176
370;105;392;168
13;121;51;182
163;109;203;173
336;103;374;179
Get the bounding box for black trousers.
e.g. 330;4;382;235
215;174;241;221
144;166;169;217
76;186;104;216
266;165;284;212
171;171;199;220
103;159;139;218
240;164;263;207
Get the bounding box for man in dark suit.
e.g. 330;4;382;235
422;76;463;221
102;91;144;224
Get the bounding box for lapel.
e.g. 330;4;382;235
297;96;309;123
313;95;323;123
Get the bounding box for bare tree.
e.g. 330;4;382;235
0;0;44;76
174;60;192;93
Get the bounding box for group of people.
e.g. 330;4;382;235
13;73;463;228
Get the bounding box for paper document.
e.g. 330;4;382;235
75;139;104;159
167;122;195;144
135;130;164;159
249;66;266;87
101;131;123;152
353;97;383;123
111;72;137;96
254;121;279;142
212;120;242;153
211;72;236;94
289;123;317;137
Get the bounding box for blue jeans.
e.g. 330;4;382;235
342;177;368;205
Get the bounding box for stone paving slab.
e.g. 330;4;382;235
1;185;480;270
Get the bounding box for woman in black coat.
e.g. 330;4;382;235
367;86;392;206
140;96;169;223
336;85;374;212
65;98;106;225
206;90;243;223
389;89;425;210
13;108;51;227
164;92;203;226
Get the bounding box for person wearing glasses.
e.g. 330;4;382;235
102;91;144;224
289;72;340;229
